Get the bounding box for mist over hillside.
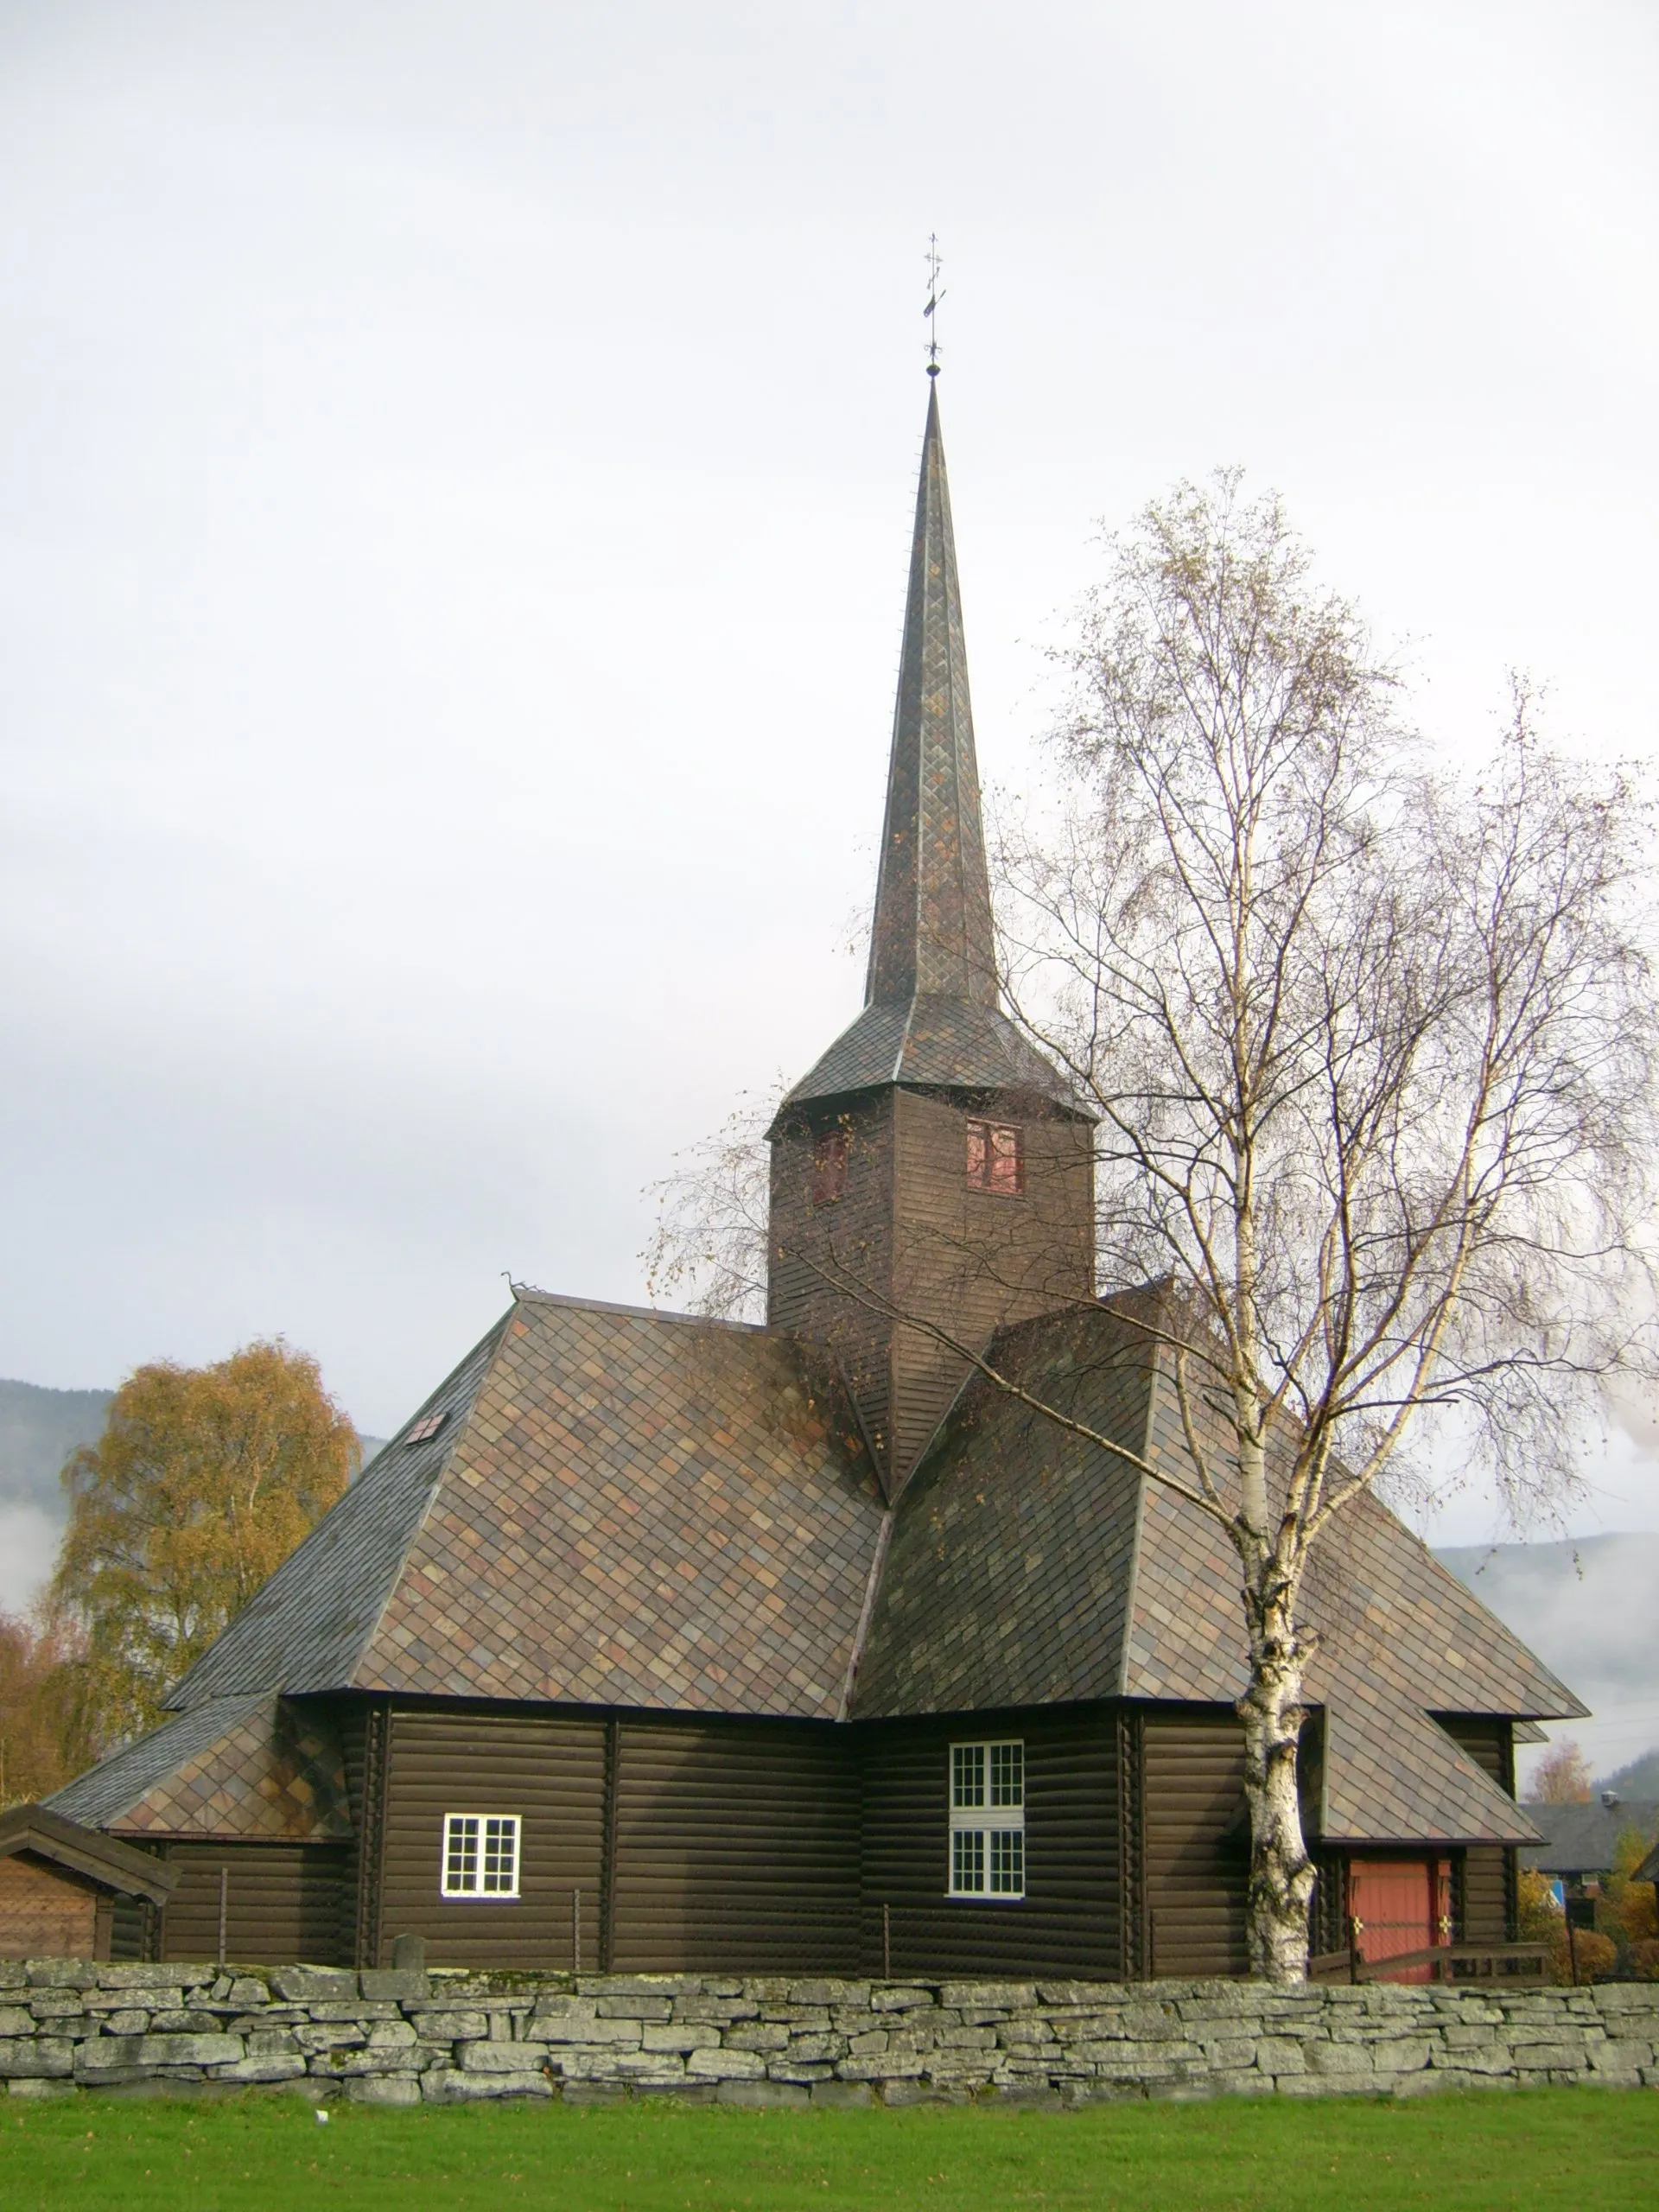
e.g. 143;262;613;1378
0;1378;112;1514
0;1378;112;1612
0;1376;383;1614
1434;1533;1659;1789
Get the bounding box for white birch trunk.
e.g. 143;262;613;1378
1237;1571;1316;1983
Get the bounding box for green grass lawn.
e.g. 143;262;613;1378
0;2088;1654;2212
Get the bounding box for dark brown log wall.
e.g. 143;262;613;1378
1436;1715;1518;1943
887;1091;1095;1482
611;1719;859;1972
1140;1708;1249;1977
768;1088;1095;1491
156;1842;350;1965
108;1891;152;1962
768;1093;898;1470
859;1707;1122;1979
376;1707;607;1970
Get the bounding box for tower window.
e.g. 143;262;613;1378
966;1120;1023;1196
811;1127;849;1207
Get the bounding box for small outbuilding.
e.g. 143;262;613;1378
0;1802;178;1960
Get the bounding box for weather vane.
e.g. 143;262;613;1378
924;234;945;377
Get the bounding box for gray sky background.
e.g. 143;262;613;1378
3;0;1657;1592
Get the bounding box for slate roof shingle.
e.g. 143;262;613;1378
168;1294;888;1723
852;1299;1582;1841
1320;1700;1540;1846
355;1295;887;1715
168;1321;507;1710
779;996;1079;1119
45;1693;349;1840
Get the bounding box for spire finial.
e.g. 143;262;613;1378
923;233;944;378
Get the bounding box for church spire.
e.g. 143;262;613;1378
865;385;999;1010
766;366;1096;1495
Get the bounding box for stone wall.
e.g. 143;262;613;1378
1;1962;1655;2106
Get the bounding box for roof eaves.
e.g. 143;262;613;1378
0;1803;179;1903
1414;1541;1590;1720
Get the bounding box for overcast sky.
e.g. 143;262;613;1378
3;1;1656;1560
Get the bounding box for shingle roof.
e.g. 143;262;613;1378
48;1694;269;1830
160;1294;887;1724
852;1300;1582;1839
1320;1699;1540;1846
1518;1798;1659;1875
773;388;1082;1131
778;995;1078;1120
354;1295;886;1715
1120;1440;1585;1724
168;1319;507;1711
57;1695;353;1840
58;1283;1579;1854
850;1304;1153;1716
865;382;998;1013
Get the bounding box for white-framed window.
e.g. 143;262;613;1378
948;1739;1025;1899
441;1812;521;1898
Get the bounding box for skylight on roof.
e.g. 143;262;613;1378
405;1411;448;1444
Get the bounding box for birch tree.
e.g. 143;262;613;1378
987;471;1655;1978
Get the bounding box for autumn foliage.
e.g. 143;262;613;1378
1530;1740;1593;1803
1516;1827;1659;1981
0;1610;95;1806
47;1340;357;1752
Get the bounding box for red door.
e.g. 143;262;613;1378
1348;1859;1453;1982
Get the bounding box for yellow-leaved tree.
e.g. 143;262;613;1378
50;1340;357;1751
0;1611;92;1808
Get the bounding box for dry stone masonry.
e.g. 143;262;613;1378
0;1965;1655;2105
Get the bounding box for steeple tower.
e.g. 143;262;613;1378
767;385;1096;1499
865;382;997;1012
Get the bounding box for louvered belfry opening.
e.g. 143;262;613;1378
767;385;1095;1497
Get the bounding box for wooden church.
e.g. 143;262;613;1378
47;381;1582;1978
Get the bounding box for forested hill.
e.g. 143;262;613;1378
0;1377;112;1512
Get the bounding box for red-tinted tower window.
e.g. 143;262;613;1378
966;1119;1023;1196
812;1127;850;1207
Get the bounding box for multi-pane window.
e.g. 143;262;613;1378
948;1740;1025;1898
811;1127;849;1207
441;1813;521;1898
965;1120;1023;1196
